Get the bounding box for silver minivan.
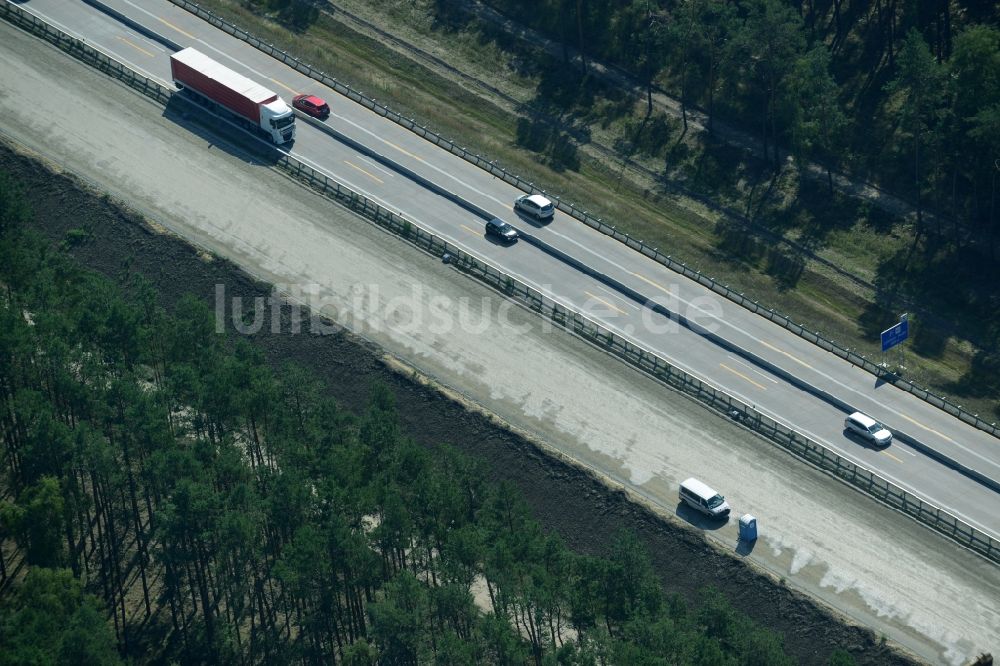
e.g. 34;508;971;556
513;194;555;221
844;411;892;447
679;478;731;519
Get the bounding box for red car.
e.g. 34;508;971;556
292;94;330;118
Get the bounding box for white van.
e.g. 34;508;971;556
844;411;892;447
679;478;731;519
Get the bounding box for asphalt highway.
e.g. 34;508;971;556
25;0;1000;542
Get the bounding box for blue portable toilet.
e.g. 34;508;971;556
739;514;758;541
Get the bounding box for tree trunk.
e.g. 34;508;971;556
943;0;951;58
888;0;897;67
163;558;184;642
192;537;216;646
832;0;843;50
762;89;769;164
121;432;152;618
708;58;716;134
952;165;960;246
770;81;779;165
680;43;690;131
991;172;998;259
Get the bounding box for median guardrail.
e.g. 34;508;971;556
4;0;998;564
166;0;999;441
0;1;171;105
81;0;183;51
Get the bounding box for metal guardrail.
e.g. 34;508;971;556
4;0;998;564
165;0;1000;441
0;2;170;105
81;0;183;51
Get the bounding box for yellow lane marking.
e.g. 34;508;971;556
727;355;779;383
630;271;673;297
593;285;639;310
719;363;768;391
898;412;956;444
584;291;628;316
269;78;297;95
882;450;905;464
117;36;154;58
460;224;480;235
343;160;383;184
759;339;813;370
157;17;195;39
384;140;423;162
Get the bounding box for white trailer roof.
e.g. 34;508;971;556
172;47;276;104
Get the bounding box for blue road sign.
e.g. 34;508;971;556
881;320;909;352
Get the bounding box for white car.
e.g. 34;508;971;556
844;411;892;447
514;194;555;221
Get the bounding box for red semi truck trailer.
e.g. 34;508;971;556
170;47;295;145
